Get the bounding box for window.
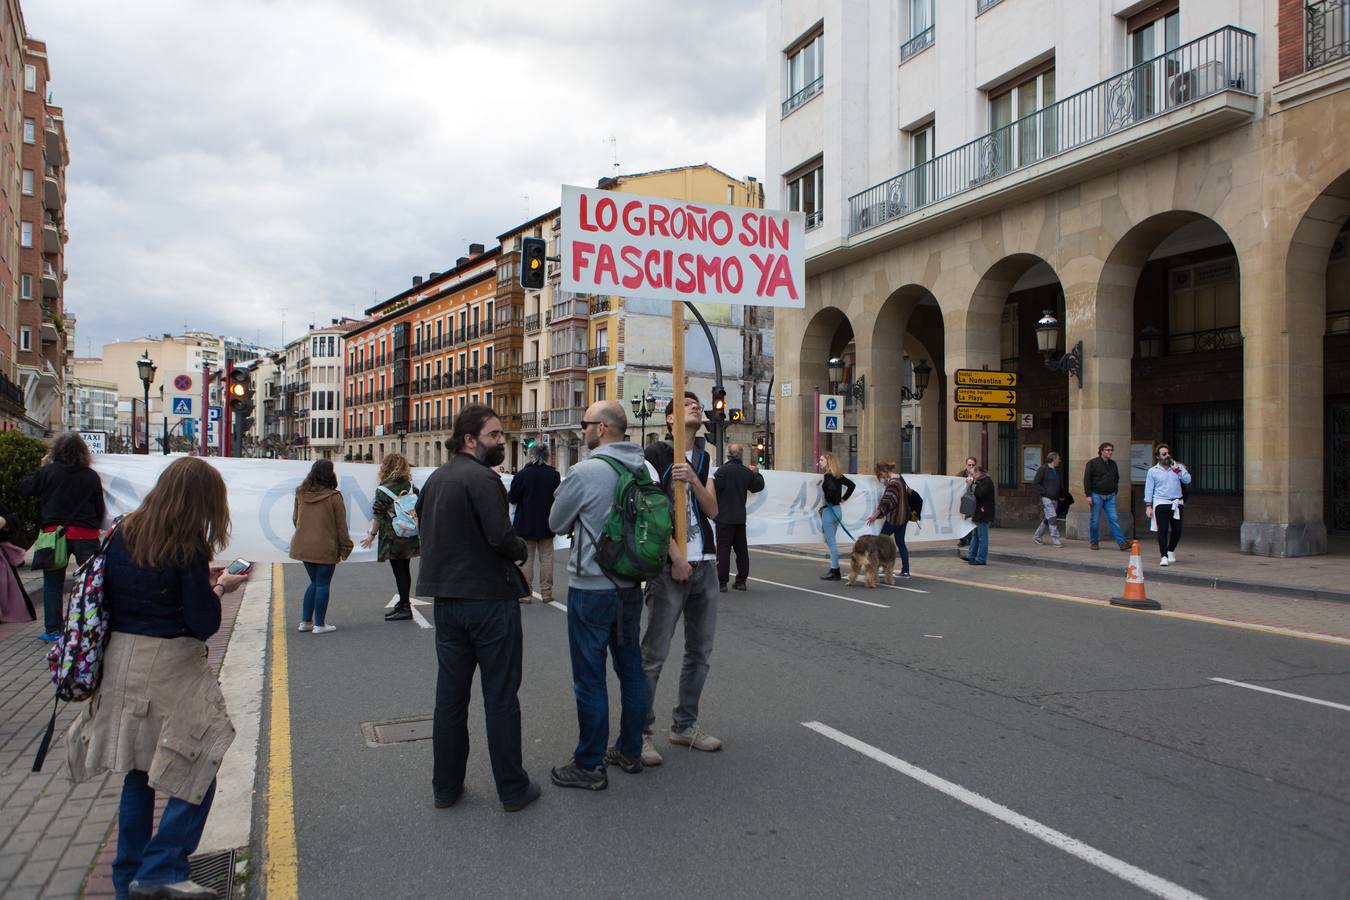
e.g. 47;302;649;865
786;161;824;230
1167;258;1240;353
783;30;824;115
23;65;36;92
997;423;1019;488
20;222;32;248
727;185;735;204
21;170;33;195
901;0;934;61
595;382;607;402
1164;400;1241;494
19;327;30;352
988;66;1055;172
22;119;34;144
20;274;31;299
1127;2;1180;118
908;124;933;206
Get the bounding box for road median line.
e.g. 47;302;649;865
264;563;299;899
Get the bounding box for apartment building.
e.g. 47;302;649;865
499;210;557;465
0;2;29;431
64;366;116;435
345;247;499;466
290;319;353;460
767;0;1350;556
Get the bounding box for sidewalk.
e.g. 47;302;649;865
0;571;248;900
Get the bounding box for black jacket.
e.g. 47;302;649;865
646;439;716;559
16;462;105;529
104;531;220;642
712;459;764;526
507;462;560;540
1032;464;1062;500
1084;457;1120;495
821;473;856;507
416;453;528;600
972;475;997;523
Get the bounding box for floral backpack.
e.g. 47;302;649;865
32;520;119;771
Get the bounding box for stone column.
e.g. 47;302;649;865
945;281;1011;475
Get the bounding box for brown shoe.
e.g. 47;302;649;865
1089;543;1099;550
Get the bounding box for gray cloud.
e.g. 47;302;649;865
25;0;766;355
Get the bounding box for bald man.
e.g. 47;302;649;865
712;442;764;591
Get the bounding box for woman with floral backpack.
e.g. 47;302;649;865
360;453;420;622
65;456;249;900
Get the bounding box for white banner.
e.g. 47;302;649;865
90;457;973;565
560;185;805;308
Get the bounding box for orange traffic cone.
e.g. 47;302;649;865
1111;540;1162;610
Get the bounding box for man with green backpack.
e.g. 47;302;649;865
547;400;669;791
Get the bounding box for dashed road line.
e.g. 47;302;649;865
1209;678;1350;713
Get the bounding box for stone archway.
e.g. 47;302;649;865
870;286;945;474
790;305;857;472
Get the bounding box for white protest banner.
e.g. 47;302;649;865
91;457;972;565
560;185;805;308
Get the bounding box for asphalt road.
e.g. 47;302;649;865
273;550;1350;899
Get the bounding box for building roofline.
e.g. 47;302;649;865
599;162;757;188
347;266;498;340
496;207;560;241
363;246;501;316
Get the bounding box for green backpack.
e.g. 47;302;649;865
591;455;673;581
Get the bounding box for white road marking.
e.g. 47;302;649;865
877;581;929;594
1208;678;1350;713
802;721;1210;900
747;577;890;609
386;593;434;629
924;635;943;639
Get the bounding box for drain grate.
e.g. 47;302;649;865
361;715;434;747
188;847;236;895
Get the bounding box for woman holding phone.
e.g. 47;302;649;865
65;456;249;900
1144;442;1190;567
289;459;354;633
359;452;420;622
818;451;855;581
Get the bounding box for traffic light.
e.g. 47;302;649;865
728;408;744;423
520;237;546;290
227;368;254;415
711;386;727;421
755;437;766;466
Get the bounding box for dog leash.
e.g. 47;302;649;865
826;505;856;540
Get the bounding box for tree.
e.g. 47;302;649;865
0;430;49;547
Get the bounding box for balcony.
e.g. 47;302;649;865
1308;0;1350;71
522;361;539;379
454;369;466;386
524;313;541;334
500;414;523;431
546;407;585;429
782;76;823;118
44;116;61;160
848;27;1256;242
466;368;479;384
41;264;59;299
43;167;61;211
483;319;494;336
42;216;61;255
482;364;496;381
976;0;1003;11
590;297;611;316
521;411;540;430
899;25;933;63
549;351;588;372
588;348;610;368
550;296;590;321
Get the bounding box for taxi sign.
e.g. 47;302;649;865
953;387;1018;406
953;406;1017;423
954;369;1017;388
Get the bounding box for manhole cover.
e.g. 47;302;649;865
361;715;434;747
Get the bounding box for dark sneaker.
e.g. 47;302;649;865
384;605;412;621
1090;543;1099;550
819;569;842;581
502;781;542;811
550;760;608;790
129;881;219;899
732;582;747;591
433;785;464;809
719;583;728;593
604;746;643;774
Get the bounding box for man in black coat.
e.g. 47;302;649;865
416;404;539;813
712;443;764;592
507;443;560;603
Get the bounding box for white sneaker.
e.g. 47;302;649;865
1159;557;1169;567
312;624;337;634
1167;551;1176;563
297;622;313;632
640;734;663;767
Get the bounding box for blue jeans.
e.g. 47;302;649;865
881;521;911;574
968;522;990;563
301;562;336;625
1089;493;1126;546
821;506;842;568
567;586;646;768
113;771;215;898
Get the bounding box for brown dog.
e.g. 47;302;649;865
847;534;897;588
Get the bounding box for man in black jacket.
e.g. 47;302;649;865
416;404;539;813
1083;442;1128;551
507;443;560;603
713;443;764;592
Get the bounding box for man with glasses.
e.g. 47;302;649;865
416;404;540;813
1084;442;1129;551
545;400;650;790
640;392;722;766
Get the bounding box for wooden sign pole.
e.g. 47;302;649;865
671;303;687;548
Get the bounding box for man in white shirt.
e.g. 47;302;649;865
1143;442;1191;567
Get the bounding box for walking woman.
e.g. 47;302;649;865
17;433;105;642
65;457;249;900
289;459;353;634
360;453;420;621
867;462;912;578
817;451;856;581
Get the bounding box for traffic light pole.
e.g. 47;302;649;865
224;360;233;459
682;301;725;466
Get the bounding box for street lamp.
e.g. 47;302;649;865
900;356;933;401
827;357;865;408
136;352;157;455
1034;310;1083;389
902;420;915;441
159;385;168;454
631;391;656;446
1134;325;1163;378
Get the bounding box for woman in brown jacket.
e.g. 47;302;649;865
867;462;912;578
289;459;353;634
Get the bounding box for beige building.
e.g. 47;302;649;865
767;0;1350;557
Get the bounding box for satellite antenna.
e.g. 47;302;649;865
604;136;619;176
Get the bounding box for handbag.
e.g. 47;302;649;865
959;486;977;518
31;527;68;572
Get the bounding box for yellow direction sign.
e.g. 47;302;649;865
953;406;1017;423
954;368;1017;388
954;387;1018;406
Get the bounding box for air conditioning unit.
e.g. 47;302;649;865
1167;61;1225;105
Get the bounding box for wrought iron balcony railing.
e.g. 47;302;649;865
899;25;933;63
781;76;823;118
1308;0;1350;71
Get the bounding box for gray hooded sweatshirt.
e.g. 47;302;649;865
547;441;648;591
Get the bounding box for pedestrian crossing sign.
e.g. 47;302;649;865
171;397;192;416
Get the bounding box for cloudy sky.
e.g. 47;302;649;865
25;0;767;357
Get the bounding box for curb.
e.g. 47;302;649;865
756;544;1350;605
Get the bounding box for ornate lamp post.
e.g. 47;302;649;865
1035;310;1083;388
827;357;865;407
136;352;157;455
630;391;656;447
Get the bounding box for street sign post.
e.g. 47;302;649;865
953;387;1018;406
954;406;1017;423
819;394;844;433
954;369;1017;387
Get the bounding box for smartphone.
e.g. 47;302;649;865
226;558;253;575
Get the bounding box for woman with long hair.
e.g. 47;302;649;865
360;453;420;621
289;459;353;634
817;451;855;581
65;457;249;900
867;462;912;578
17;432;106;642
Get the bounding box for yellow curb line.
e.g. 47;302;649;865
749;547;1350;648
264;563;299;898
